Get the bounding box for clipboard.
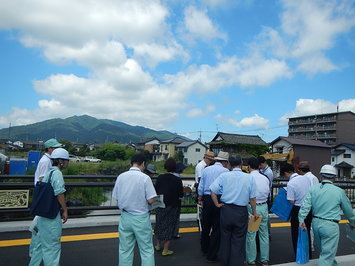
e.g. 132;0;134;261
248;215;262;232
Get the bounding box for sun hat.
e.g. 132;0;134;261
146;164;157;174
204;151;215;159
214;151;230;161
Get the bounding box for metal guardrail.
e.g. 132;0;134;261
1;175;354;220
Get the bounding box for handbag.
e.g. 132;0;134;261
270;187;293;221
296;227;309;264
30;170;61;219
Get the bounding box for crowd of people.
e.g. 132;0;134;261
28;140;355;266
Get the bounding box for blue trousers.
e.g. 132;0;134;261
246;203;269;263
313;218;339;266
29;213;62;266
118;211;155;266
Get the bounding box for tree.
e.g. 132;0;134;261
59;140;76;154
94;143;131;161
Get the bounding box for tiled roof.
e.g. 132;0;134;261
331;149;345;156
271;136;331;148
176;140;207;148
335;161;354;168
209;132;267;146
160;137;186;144
334;143;355;151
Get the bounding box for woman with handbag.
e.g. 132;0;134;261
29;148;69;266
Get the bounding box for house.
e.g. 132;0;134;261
176;140;208;165
134;138;161;161
207;132;268;158
331;143;355;179
158;137;186;161
269;136;331;178
288;111;355;146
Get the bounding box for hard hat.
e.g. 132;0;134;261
51;148;69;160
319;164;336;176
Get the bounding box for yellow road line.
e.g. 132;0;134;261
0;220;350;248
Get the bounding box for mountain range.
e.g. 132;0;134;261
0;115;183;144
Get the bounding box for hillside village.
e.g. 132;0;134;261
0;111;355;179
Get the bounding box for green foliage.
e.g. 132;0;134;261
94;142;134;161
59;140;77;154
78;145;90;157
66;187;107;206
173;150;184;162
214;142;269;157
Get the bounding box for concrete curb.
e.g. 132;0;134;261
273;254;355;265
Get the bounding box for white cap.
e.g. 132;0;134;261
51;148;69;160
319;164;336;176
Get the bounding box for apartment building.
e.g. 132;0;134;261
288;111;355;146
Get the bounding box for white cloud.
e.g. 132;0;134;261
256;0;355;75
228;114;269;129
280;98;355;124
186;104;216;118
165;56;291;93
181;6;226;44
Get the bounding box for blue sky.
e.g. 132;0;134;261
0;0;354;143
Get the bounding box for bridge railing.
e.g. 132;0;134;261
0;175;354;221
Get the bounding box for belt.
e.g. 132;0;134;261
313;215;339;223
256;202;267;205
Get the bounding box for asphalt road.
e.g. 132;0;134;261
1;220;354;266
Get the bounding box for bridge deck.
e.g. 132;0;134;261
0;217;354;265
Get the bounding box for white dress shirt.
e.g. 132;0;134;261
250;170;270;203
287;175;312;206
195;160;207;183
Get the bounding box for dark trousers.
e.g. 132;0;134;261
220;204;248;266
200;195;220;260
290;205;312;259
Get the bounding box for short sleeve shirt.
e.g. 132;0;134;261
210;168;256;206
250;170;270;203
287;175;312;206
195;160;207;183
113;167;157;215
34;154;52;185
42;166;66;196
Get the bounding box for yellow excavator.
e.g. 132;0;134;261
261;149;294;164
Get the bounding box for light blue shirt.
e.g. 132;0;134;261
198;162;228;196
299;180;355;225
210;168;256;206
42;166;66;196
260;165;274;187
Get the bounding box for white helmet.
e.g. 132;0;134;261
320;164;336;176
51;148;69;160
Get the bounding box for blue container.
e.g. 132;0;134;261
28;151;41;170
9;159;27;175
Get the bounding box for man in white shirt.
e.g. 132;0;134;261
297;161;319;185
113;154;157;266
195;150;215;184
29;138;62;264
246;157;270;265
285;163;313;260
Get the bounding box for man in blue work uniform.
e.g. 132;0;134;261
210;154;258;266
198;151;229;262
299;164;355;266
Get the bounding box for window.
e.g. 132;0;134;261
165;145;168;151
344;154;351;158
184;148;187;152
331;157;335;162
196;148;200;152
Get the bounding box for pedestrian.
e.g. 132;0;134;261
283;164;312;260
195;150;215;189
246;157;270;265
145;163;157;178
198;151;229;262
299;164;355;266
29;138;62;265
154;158;183;255
29;148;69;266
173;162;187;239
297;161;319;185
210;154;258;266
112;154;157;266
